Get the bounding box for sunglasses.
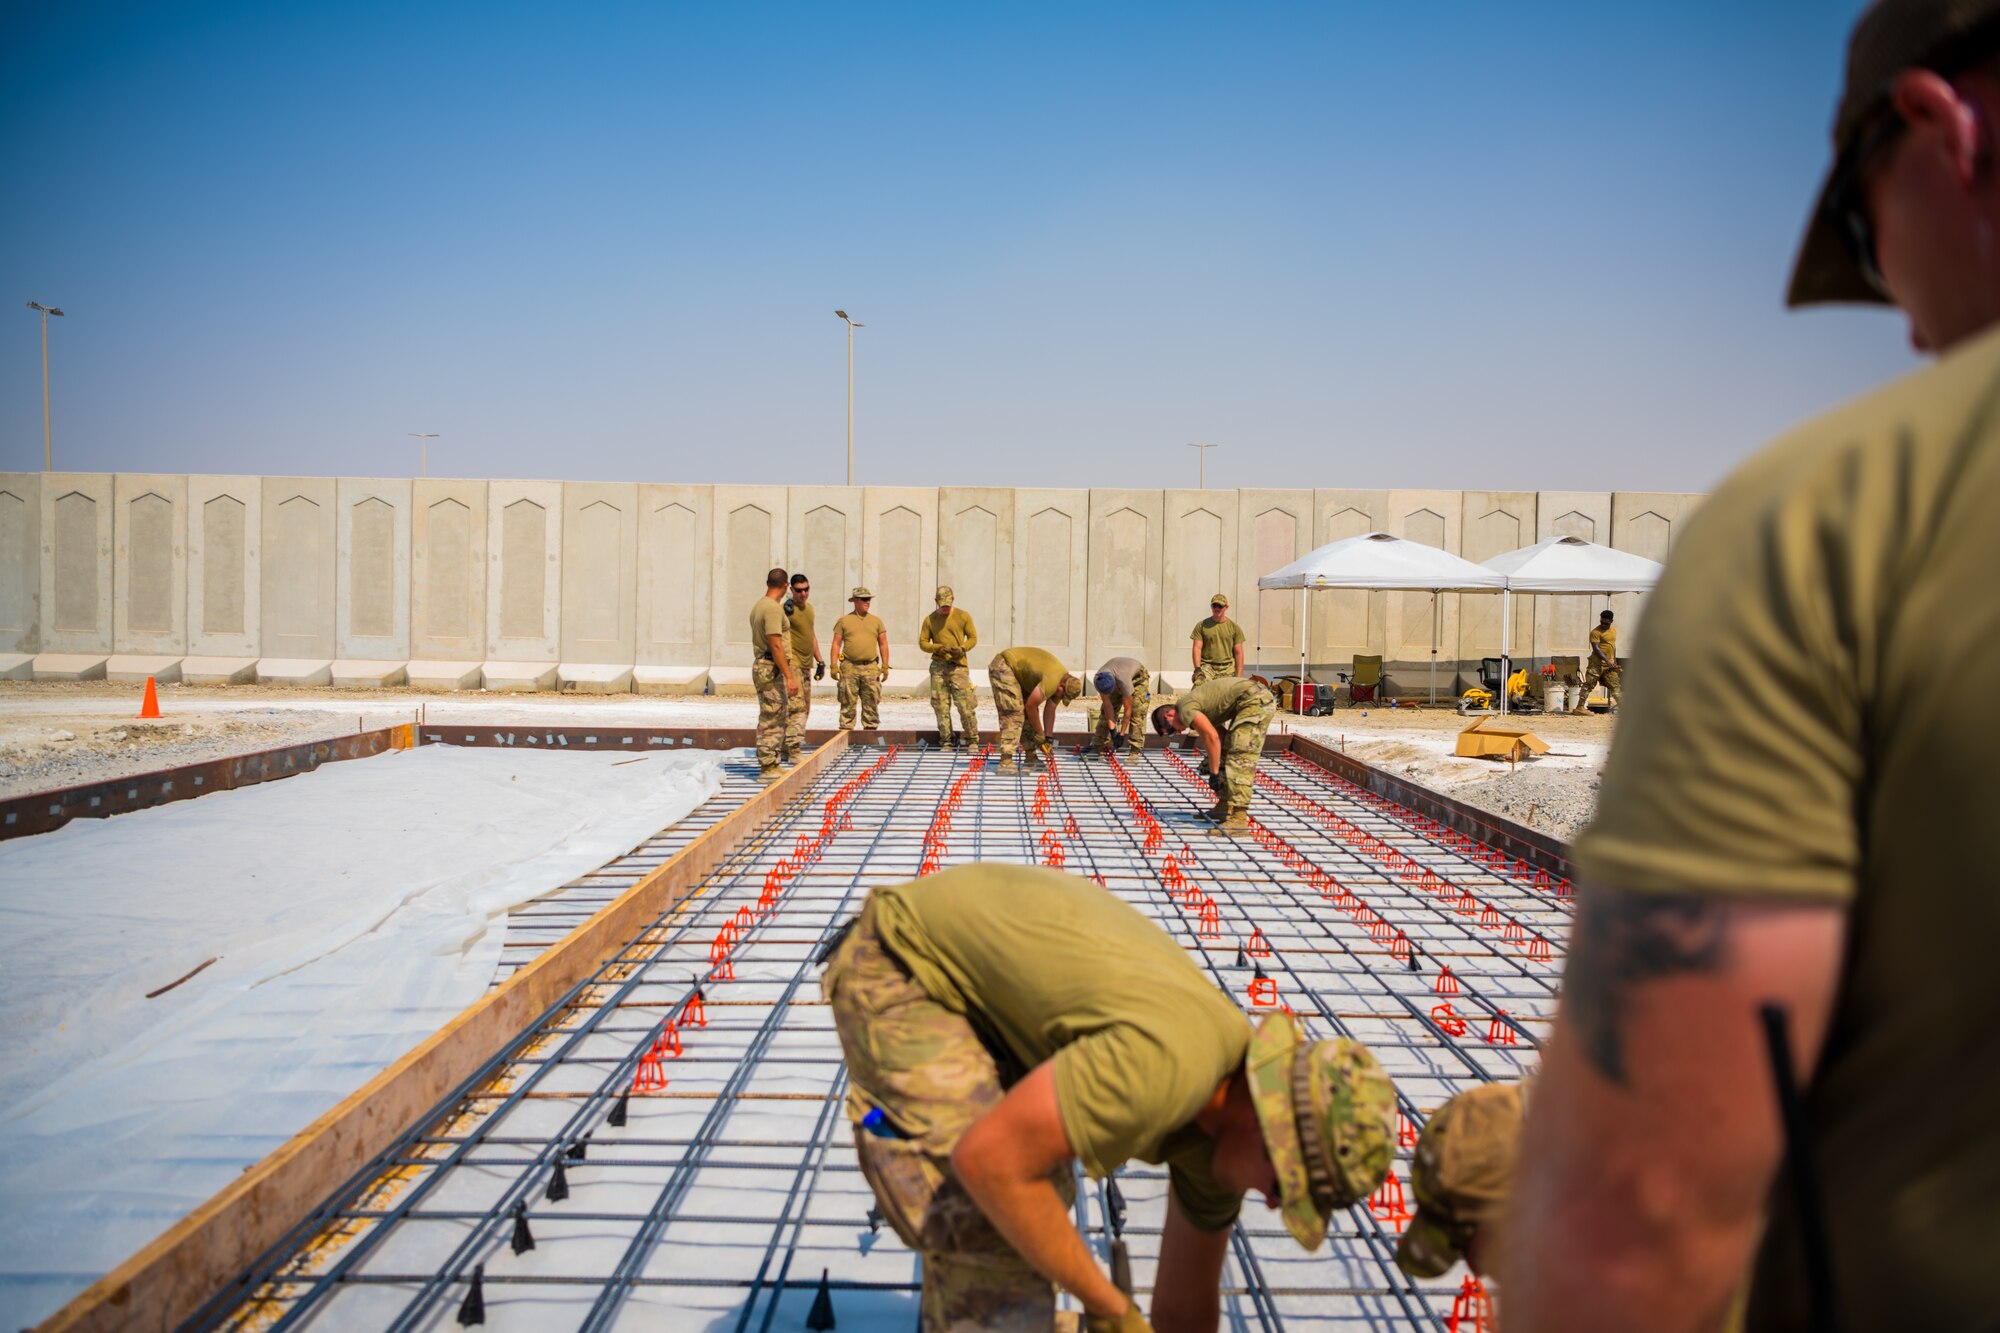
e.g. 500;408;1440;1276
1826;106;1907;299
793;584;810;592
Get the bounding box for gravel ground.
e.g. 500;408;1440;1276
0;680;1615;838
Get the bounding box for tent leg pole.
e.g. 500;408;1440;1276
1430;590;1437;707
1298;587;1306;711
1499;588;1511;716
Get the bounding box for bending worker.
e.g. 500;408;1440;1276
749;566;801;778
784;572;827;755
1151;677;1277;832
1573;609;1620;714
987;645;1082;771
918;585;979;748
1189;595;1245;685
1091;656;1150;757
830;587;889;731
821;863;1396;1332
1394;1081;1529;1283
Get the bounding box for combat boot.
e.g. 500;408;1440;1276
1205;809;1251;835
1198;800;1229;822
997;755;1019;775
759;765;782;783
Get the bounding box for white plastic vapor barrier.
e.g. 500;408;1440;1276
0;744;723;1328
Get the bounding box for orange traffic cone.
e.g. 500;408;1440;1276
138;675;162;719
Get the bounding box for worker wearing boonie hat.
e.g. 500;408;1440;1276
919;585;979;748
1190;594;1245;685
830;587;889;731
1396;1081;1528;1279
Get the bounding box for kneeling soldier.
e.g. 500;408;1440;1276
1151;677;1277;832
822;865;1396;1332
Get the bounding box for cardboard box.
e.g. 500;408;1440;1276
1455;720;1551;761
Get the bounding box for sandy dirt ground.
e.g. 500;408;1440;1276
0;680;1615;839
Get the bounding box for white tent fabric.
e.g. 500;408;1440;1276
1253;533;1506;704
1478;534;1665;593
1256;531;1508;592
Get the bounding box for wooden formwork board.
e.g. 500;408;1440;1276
38;733;853;1333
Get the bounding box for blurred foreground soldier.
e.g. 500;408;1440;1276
1150;678;1276;833
784;573;827;754
987;646;1082;771
821;864;1396;1333
919;585;979;747
1395;1081;1528;1282
1507;3;2000;1328
1091;656;1150;756
830;588;889;731
1189;595;1245;685
749;567;800;778
1573;609;1620;713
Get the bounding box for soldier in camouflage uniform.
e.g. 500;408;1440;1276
918;585;979;746
1091;657;1150;756
822;865;1396;1332
748;567;800;778
784;572;826;756
1150;677;1277;832
986;646;1082;770
1396;1080;1529;1280
1189;594;1246;685
831;588;889;730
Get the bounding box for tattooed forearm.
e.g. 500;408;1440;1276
1565;889;1732;1085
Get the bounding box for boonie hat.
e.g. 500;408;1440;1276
1211;593;1230;608
1245;1012;1396;1251
1395;1081;1528;1278
850;587;873;600
1789;0;2000;306
1056;673;1084;703
935;585;954;605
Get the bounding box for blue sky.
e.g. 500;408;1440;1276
1;1;1910;492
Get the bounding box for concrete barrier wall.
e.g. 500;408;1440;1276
0;473;1707;690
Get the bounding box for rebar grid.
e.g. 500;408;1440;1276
209;741;1566;1333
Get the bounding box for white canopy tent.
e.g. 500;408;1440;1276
1254;532;1508;705
1479;535;1667;713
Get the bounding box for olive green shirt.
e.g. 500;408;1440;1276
871;864;1249;1231
919;606;978;661
749;596;787;662
1574;324;2000;1331
1177;676;1270;730
1000;646;1067;702
832;612;887;664
1190;616;1245;667
1587;624;1617;667
785;599;818;666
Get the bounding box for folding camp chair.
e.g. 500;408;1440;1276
1342;655;1385;705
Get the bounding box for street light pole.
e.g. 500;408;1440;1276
409;433;440;478
1186;441;1218;489
835;310;863;486
26;302;65;471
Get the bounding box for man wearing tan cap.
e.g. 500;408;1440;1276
987;646;1082;771
1508;3;2000;1328
830;588;889;731
918;585;979;748
822;864;1396;1332
1395;1081;1527;1282
1189;595;1245;685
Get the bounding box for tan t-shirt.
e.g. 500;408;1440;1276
1190;616;1245;667
833;612;887;664
871;864;1249;1231
785;599;818;665
749;596;787;662
1587;624;1617;667
999;646;1067;701
1574;323;2000;1331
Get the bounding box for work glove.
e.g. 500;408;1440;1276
1085;1304;1154;1333
1207;769;1226;798
815;660;826;681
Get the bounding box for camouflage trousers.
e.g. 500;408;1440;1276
752;658;793;770
787;654;815;753
1191;661;1237;686
1092;669;1149;754
986;655;1039;761
929;658;978;743
1579;660;1622;710
839;661;882;730
1216;684;1276;812
824;899;1073;1332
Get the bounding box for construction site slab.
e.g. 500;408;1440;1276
178;655;259;685
404;659;484;690
255;658;333;686
104;654;184;685
631;665;710;695
557;663;634;694
329;659;407;688
482;660;559;692
30;653;108;682
0;653;34;681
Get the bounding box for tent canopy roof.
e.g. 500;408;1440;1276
1479;535;1665;593
1256;532;1508;592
